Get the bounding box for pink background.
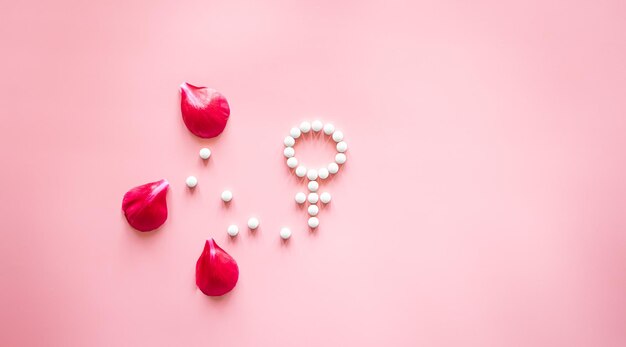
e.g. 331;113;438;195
1;0;626;346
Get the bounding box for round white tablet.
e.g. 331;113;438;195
320;192;332;204
308;205;319;216
186;176;198;188
227;224;239;237
287;157;298;168
295;166;307;177
318;168;329;179
332;130;344;142
221;190;233;202
336;141;348;152
307;169;318;181
199;148;211;160
284;136;295;147
308;181;319;192
328;162;339;174
295;192;307;204
312;120;323;132
308;192;319;204
290;127;301;139
247;217;259;230
323;123;335;135
308;217;319;228
284;147;295;158
280;227;292;240
299;121;311;133
335;153;347;164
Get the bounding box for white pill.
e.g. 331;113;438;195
308;205;319;216
295;192;307;204
308;181;319;192
287;157;298;168
227;224;239;237
323;123;335;135
284;147;295;158
199;148;211;160
320;192;332;204
284;136;295;147
299;121;311;133
307;169;318;181
336;141;348;152
221;190;233;202
332;130;344;142
290;127;301;139
186;176;198;188
335;153;347;164
308;217;319;228
318;168;329;179
280;227;292;240
308;192;319;204
247;217;259;230
328;162;339;174
295;166;307;177
312;120;323;132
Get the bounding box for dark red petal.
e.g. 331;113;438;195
196;238;239;296
121;179;169;232
180;82;230;138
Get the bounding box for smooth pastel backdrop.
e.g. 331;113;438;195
1;0;626;346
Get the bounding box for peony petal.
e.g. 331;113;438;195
196;238;239;296
122;179;169;232
180;82;230;138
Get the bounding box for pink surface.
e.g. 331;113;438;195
1;0;626;346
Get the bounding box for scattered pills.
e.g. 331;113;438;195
299;121;311;133
312;120;323;132
295;166;307;177
221;190;233;202
199;148;211;160
318;168;329;179
332;130;344;142
308;217;319;228
328;162;339;174
186;176;198;188
287;157;298;168
335;153;347;164
308;205;319;216
284;147;295;158
284;136;295;147
308;192;319;204
247;217;259;230
307;169;318;181
320;192;332;204
280;227;292;240
308;181;319;192
336;141;348;152
227;224;239;237
290;127;301;139
323;123;335;135
295;192;307;204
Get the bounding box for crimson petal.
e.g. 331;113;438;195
180;82;230;138
122;179;169;232
196;238;239;296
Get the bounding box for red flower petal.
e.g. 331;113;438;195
180;82;230;138
196;238;239;296
122;179;169;232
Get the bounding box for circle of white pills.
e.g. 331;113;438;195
308;205;319;216
221;190;233;202
227;224;239;237
247;217;259;230
199;148;211;160
287;157;298;168
335;153;347;164
308;192;319;204
280;227;292;240
308;181;319;192
186;176;198;188
284;147;295;158
320;192;332;204
295;192;307;204
308;217;319;228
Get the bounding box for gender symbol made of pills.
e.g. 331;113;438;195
283;120;348;231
